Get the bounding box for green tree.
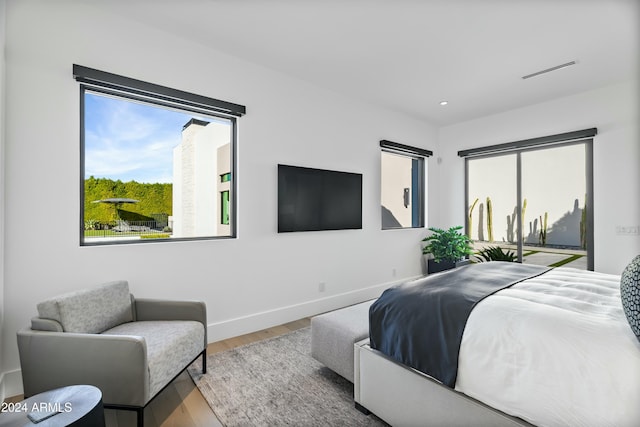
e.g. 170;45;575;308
84;177;172;223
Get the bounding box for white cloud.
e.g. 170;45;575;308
84;93;191;183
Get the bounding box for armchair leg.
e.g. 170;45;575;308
202;349;207;374
137;408;144;426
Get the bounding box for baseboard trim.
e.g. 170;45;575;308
206;276;418;343
2;369;23;399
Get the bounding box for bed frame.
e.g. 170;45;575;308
354;340;534;427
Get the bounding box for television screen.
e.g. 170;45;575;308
278;164;362;232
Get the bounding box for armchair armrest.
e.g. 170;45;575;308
30;317;63;332
17;329;150;407
134;298;207;344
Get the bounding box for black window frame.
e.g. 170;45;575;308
75;65;245;246
459;129;596;270
380;140;431;230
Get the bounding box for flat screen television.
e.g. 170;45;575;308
278;164;362;232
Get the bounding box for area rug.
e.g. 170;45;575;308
187;327;387;426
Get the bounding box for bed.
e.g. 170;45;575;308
354;261;640;427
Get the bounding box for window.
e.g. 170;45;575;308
220;191;230;226
75;65;245;245
380;140;431;229
460;129;595;270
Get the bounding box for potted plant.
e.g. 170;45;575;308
422;226;473;273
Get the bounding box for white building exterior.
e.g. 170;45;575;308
381;152;414;228
172;119;231;238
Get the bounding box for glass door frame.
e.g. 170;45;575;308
464;139;594;270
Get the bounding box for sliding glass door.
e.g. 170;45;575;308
466;140;593;270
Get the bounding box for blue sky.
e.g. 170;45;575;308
84;91;210;183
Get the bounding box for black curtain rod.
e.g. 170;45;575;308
73;64;246;117
458;128;597;157
380;140;433;157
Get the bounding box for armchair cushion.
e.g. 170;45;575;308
36;280;133;333
103;320;204;398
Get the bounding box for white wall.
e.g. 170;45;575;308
1;0;437;395
467;144;586;246
381;152;413;227
437;79;640;274
0;0;6;405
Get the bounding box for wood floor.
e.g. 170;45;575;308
4;318;311;427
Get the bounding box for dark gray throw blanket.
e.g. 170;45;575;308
369;262;551;387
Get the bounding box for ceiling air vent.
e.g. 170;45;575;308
521;61;577;80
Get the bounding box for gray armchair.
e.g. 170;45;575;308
17;280;207;426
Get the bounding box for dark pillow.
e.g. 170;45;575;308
620;255;640;342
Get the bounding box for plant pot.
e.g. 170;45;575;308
427;259;456;274
427;258;470;274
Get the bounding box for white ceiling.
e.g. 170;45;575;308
90;0;639;126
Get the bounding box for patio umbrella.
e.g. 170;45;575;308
92;198;139;221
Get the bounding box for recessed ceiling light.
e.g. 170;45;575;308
439;101;448;106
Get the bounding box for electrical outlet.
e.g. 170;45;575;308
392;268;397;277
616;225;640;236
318;282;326;292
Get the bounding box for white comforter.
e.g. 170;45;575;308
456;267;640;427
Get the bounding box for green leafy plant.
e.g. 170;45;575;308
476;246;517;262
140;233;171;239
84;176;172;223
84;219;99;231
422;226;473;263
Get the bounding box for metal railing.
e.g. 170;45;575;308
84;220;171;239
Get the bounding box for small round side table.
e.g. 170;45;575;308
0;384;105;427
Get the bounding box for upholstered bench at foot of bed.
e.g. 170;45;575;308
310;300;374;382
